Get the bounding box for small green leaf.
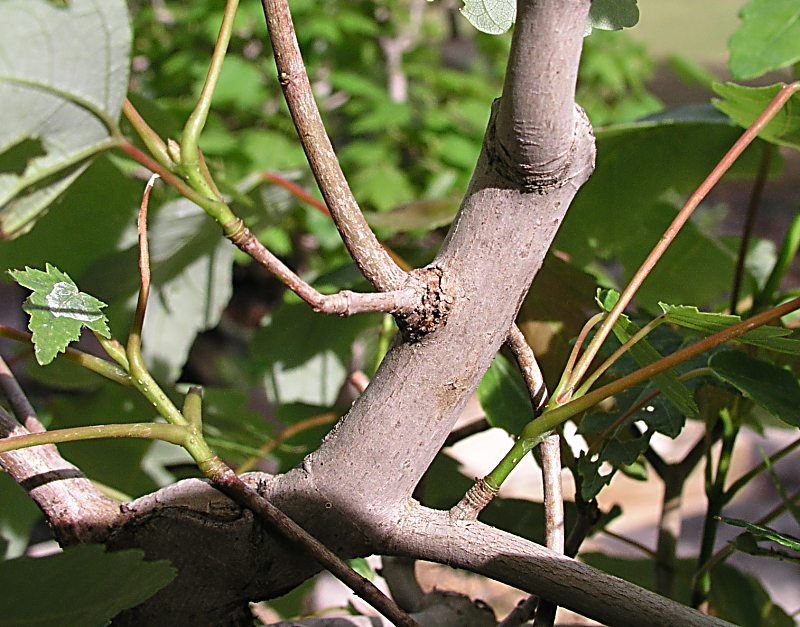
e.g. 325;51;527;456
9;263;109;365
709;350;800;427
660;304;800;354
587;0;639;34
712;82;800;150
460;0;515;35
0;545;175;627
347;557;375;581
476;353;532;435
729;0;800;80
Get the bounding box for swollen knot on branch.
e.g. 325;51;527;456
395;266;452;343
486;100;595;193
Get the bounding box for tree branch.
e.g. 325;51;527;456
385;506;732;627
0;358;119;545
260;0;409;292
494;0;590;186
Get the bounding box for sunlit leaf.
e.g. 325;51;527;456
729;0;800;80
460;0;515;35
0;0;131;238
9;264;109;365
713;83;800;150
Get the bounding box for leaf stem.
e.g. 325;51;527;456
484;295;800;489
567;82;800;393
122;98;174;169
724;434;800;504
0;325;130;386
0;422;189;455
180;0;240;170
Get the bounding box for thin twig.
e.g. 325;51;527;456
200;456;419;627
568;82;800;395
0;354;45;433
260;0;409;292
730;143;773;314
506;325;562;627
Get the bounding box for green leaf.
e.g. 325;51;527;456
729;0;800;80
719;517;800;552
460;0;515;35
713;82;800;150
476;353;532;435
598;291;698;418
660;304;800;354
556;108;773;308
251;298;380;406
9;264;110;365
709;350;800;427
587;0;639;34
0;0;131;238
0;545;175;627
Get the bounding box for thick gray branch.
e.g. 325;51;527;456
384;507;732;627
0;405;119;545
494;0;590;187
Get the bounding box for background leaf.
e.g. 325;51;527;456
709;350;800;427
713;83;800;150
587;0;639;33
0;0;131;238
0;545;175;627
728;0;800;80
476;352;531;435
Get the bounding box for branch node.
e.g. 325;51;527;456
395;266;452;342
487;101;594;193
450;478;498;521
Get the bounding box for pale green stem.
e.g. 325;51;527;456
574;315;666;398
180;0;240;169
0;422;189;455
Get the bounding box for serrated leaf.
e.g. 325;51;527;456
729;0;800;80
661;303;800;354
9;263;109;365
460;0;515;35
709;350;800;427
712;82;800;150
476;352;532;435
0;0;131;238
598;291;698;418
587;0;639;34
0;545;175;627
